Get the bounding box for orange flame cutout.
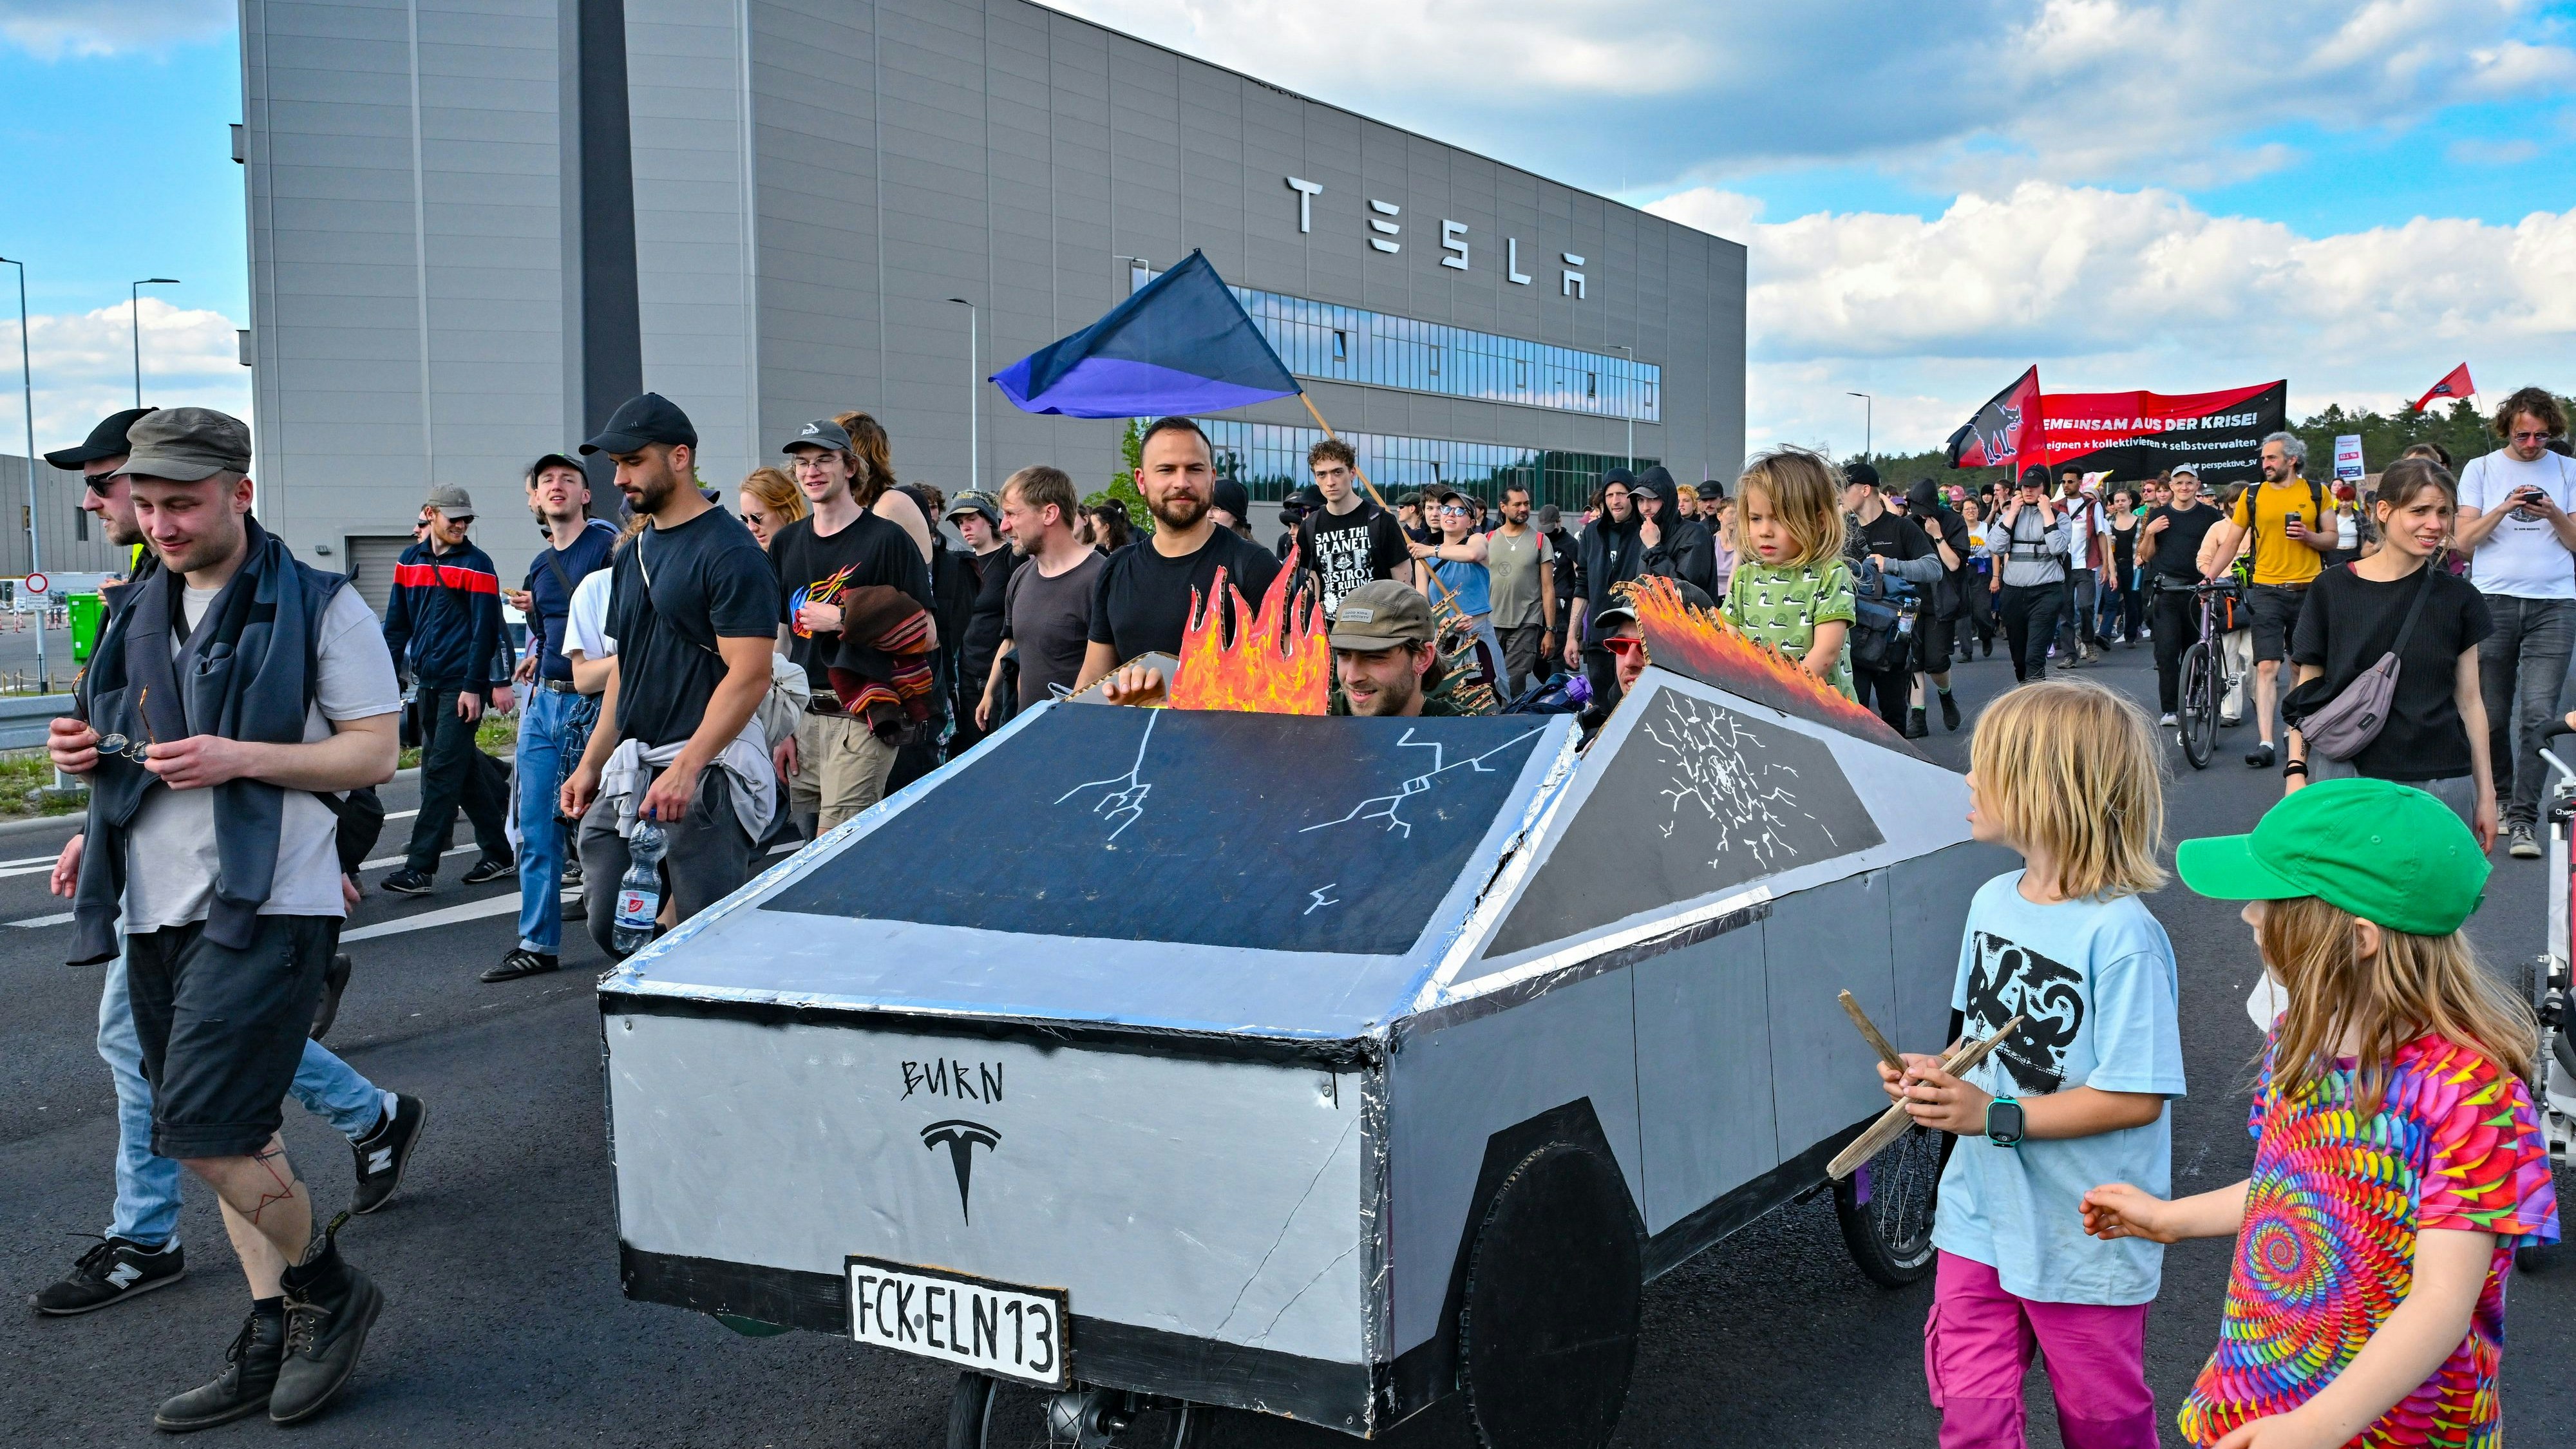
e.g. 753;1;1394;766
1626;575;1918;753
1168;542;1331;715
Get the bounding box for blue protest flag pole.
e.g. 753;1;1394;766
990;251;1301;419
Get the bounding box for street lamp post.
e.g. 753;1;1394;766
1847;391;1872;462
946;298;979;496
1611;345;1635;471
130;278;179;409
0;256;45;693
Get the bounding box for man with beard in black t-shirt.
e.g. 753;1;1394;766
2137;465;2226;724
1294;436;1410;618
1082;418;1285;705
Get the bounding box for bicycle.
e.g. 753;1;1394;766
2163;576;2243;770
2516;726;2575;1273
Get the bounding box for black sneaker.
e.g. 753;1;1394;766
155;1306;284;1432
310;953;352;1042
480;948;559;984
1904;707;1929;740
560;857;583;889
2245;742;2277;769
350;1095;428;1216
2510;825;2542;860
1938;690;1962;732
379;868;433;896
270;1217;384;1425
460;855;515;886
30;1235;184;1315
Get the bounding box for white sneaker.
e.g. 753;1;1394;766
2160;713;2178;726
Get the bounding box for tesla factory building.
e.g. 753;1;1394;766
237;0;1746;600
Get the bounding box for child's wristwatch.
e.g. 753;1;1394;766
1985;1096;2025;1148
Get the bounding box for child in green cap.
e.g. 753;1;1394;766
2081;776;2559;1449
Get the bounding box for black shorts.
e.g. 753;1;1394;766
1917;610;1957;665
2246;582;2307;663
126;915;333;1160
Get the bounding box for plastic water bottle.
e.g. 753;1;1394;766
612;819;667;955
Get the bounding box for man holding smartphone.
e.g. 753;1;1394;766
2456;386;2576;859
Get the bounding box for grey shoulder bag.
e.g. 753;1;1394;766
2293;565;2435;762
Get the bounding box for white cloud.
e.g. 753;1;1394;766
0;0;228;59
2;298;251;456
1048;1;2575;199
1646;183;2576;458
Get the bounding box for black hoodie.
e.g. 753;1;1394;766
1573;468;1644;643
1906;477;1973;616
1634;465;1717;596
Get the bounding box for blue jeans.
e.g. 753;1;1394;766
97;950;383;1246
2477;594;2576;829
515;686;596;954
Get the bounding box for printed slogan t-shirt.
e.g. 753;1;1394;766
1297;500;1412;620
2177;1035;2559;1449
1930;871;2188;1305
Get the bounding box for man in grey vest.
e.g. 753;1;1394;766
48;408;403;1430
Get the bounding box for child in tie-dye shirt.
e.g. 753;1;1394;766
2081;777;2559;1449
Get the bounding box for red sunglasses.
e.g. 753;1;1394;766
1603;636;1648;658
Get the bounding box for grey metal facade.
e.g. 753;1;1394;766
239;0;1745;589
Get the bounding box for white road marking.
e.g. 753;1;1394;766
11;910;73;928
338;889;580;943
359;844;474;873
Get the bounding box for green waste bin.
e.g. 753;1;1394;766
69;592;104;665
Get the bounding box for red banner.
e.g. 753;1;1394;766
2034;380;2286;486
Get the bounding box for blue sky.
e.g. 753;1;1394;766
3;0;2573;456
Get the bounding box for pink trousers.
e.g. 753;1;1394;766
1925;1251;2159;1449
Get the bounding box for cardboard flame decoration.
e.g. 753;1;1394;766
1625;575;1919;754
1168;544;1330;715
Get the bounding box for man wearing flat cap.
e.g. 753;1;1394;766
46;406;403;1428
377;484;515;897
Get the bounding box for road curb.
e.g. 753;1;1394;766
0;764;429;840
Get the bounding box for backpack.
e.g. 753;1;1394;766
1846;556;1920;674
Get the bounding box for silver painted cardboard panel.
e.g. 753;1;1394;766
1631;916;1777;1235
1762;876;1899;1157
1889;840;2022;1052
608;1011;1368;1365
1385;967;1640;1355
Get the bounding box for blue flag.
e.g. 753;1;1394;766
991;251;1300;419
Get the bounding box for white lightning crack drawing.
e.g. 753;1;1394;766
1305;884;1340;914
1300;726;1542;840
1054;712;1159;844
1641;697;1834;870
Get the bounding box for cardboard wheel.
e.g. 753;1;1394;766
1834;1123;1944;1287
1459;1142;1642;1449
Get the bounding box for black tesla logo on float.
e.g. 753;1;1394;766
920;1120;1000;1223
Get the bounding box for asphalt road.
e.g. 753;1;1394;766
3;639;2570;1448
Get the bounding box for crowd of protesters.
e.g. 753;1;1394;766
19;384;2570;1443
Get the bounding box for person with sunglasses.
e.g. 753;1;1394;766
1409;489;1501;688
2453;386;2576;858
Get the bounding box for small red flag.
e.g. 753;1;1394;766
2414;363;2473;413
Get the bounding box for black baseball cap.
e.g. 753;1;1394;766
580;392;697;456
44;407;155;469
777;419;851;455
1844;460;1880;491
1286;484;1327;510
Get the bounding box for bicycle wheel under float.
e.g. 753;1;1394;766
1834;1122;1944;1287
2178;642;2215;769
945;1373;1213;1449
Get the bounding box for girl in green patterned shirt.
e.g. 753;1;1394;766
1724;449;1859;699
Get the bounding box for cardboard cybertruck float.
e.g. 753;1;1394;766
600;578;2005;1448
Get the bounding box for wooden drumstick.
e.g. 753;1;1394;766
1828;1014;2024;1180
1837;990;1905;1072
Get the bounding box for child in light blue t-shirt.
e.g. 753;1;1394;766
1879;680;2186;1449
